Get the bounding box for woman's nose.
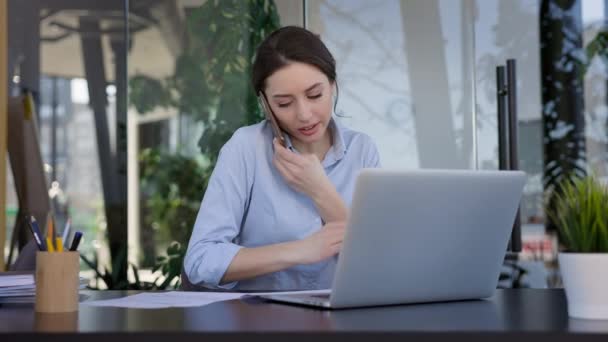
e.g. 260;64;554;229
295;101;313;122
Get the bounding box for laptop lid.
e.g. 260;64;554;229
329;169;526;308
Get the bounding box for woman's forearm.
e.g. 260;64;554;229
220;240;302;284
311;185;348;223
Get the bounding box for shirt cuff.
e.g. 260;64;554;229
207;243;243;290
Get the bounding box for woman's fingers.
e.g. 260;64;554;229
325;221;346;231
273;153;306;187
273;138;304;166
325;224;346;245
273;157;300;185
272;158;290;179
330;243;342;255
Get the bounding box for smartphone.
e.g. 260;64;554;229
258;91;286;147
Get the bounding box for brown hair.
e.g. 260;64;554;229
252;26;337;95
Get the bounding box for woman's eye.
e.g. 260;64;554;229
308;93;322;100
277;102;291;108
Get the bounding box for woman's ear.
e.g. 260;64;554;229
330;82;337;100
331;81;337;95
331;81;338;114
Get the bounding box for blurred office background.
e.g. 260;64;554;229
2;0;608;289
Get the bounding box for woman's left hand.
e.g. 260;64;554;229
272;138;331;198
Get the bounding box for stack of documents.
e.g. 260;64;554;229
0;272;88;304
0;273;36;303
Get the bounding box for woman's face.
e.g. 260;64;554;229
264;62;334;145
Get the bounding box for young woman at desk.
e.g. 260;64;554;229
184;26;380;291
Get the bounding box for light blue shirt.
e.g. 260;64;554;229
184;117;381;291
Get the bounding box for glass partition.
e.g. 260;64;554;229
307;0;477;170
6;0;128;287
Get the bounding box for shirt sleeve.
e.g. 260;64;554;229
183;132;251;289
365;137;381;168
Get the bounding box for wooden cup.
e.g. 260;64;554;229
34;311;79;332
35;251;80;313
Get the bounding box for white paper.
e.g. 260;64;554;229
0;275;35;298
81;289;331;309
0;274;34;287
82;291;243;308
0;277;87;298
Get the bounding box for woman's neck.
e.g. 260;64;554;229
292;129;333;161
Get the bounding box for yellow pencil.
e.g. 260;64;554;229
47;214;57;251
46;238;55;252
55;238;64;252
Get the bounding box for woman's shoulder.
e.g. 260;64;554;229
214;121;269;177
335;120;380;167
223;121;270;152
336;120;377;150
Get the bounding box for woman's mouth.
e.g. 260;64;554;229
298;123;319;136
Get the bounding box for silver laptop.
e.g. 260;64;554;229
260;169;526;309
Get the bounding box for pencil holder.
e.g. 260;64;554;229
35;311;79;332
35;251;80;313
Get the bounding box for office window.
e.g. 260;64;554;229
6;0;607;291
6;0;127;287
307;0;477;170
473;0;546;263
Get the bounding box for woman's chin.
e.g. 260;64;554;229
294;128;325;143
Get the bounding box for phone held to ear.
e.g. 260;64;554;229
258;91;287;147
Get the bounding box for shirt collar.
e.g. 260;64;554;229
283;117;347;167
327;117;347;163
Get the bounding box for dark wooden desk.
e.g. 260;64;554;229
1;289;608;341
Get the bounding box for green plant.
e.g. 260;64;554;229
152;241;187;289
139;148;209;247
130;0;280;162
546;175;608;253
81;242;185;290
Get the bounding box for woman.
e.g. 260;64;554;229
184;26;380;291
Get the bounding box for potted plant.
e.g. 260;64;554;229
546;175;608;319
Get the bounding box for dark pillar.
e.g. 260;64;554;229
540;0;587;231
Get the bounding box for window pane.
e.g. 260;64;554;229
473;0;546;264
307;0;476;169
6;1;128;287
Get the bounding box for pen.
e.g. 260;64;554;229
27;216;46;251
62;219;71;249
29;217;47;251
69;231;83;251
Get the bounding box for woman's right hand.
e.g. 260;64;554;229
294;221;346;264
